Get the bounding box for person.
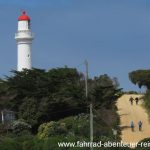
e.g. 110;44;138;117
130;121;134;132
129;97;134;105
138;121;142;131
135;97;139;105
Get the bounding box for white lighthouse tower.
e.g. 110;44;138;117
15;11;33;71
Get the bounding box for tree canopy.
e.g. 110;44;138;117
129;70;150;89
0;67;121;132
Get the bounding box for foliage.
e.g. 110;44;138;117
37;112;119;142
0;115;123;150
0;67;121;133
0;134;132;150
0;135;88;150
143;90;150;116
129;70;150;89
12;119;31;135
89;74;122;108
18;97;41;127
37;114;90;139
37;121;67;139
125;91;138;94
136;138;150;150
0;123;6;134
0;68;86;131
0;137;21;150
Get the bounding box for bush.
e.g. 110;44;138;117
125;91;138;94
37;121;68;139
37;114;90;139
136;138;150;150
37;112;119;142
0;137;21;150
0;123;6;134
12;120;31;135
22;139;35;150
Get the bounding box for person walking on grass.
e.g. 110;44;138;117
130;121;134;132
138;120;142;131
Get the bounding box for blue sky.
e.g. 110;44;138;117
0;0;150;91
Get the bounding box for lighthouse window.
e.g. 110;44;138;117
28;54;30;57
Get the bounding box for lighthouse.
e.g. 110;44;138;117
15;11;33;71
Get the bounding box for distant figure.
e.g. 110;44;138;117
138;121;142;131
130;121;134;132
129;97;134;105
135;97;139;105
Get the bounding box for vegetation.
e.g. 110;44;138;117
0;132;132;150
136;138;150;150
129;70;150;89
129;70;150;115
0;68;87;131
12;119;31;135
124;91;138;94
37;113;119;141
0;67;122;149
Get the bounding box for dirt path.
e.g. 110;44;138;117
116;94;150;145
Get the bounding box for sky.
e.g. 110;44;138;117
0;0;150;91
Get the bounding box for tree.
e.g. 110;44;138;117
0;68;121;133
129;70;150;89
0;68;87;131
89;74;122;108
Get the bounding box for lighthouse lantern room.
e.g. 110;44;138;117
15;11;33;71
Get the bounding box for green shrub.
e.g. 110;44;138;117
136;138;150;150
0;123;5;132
37;114;89;139
22;139;35;150
12;120;31;135
37;121;68;139
0;137;21;150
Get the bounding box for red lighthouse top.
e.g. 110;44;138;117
18;11;30;21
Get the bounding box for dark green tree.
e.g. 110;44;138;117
129;70;150;89
89;74;122;108
0;67;121;133
1;68;87;131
